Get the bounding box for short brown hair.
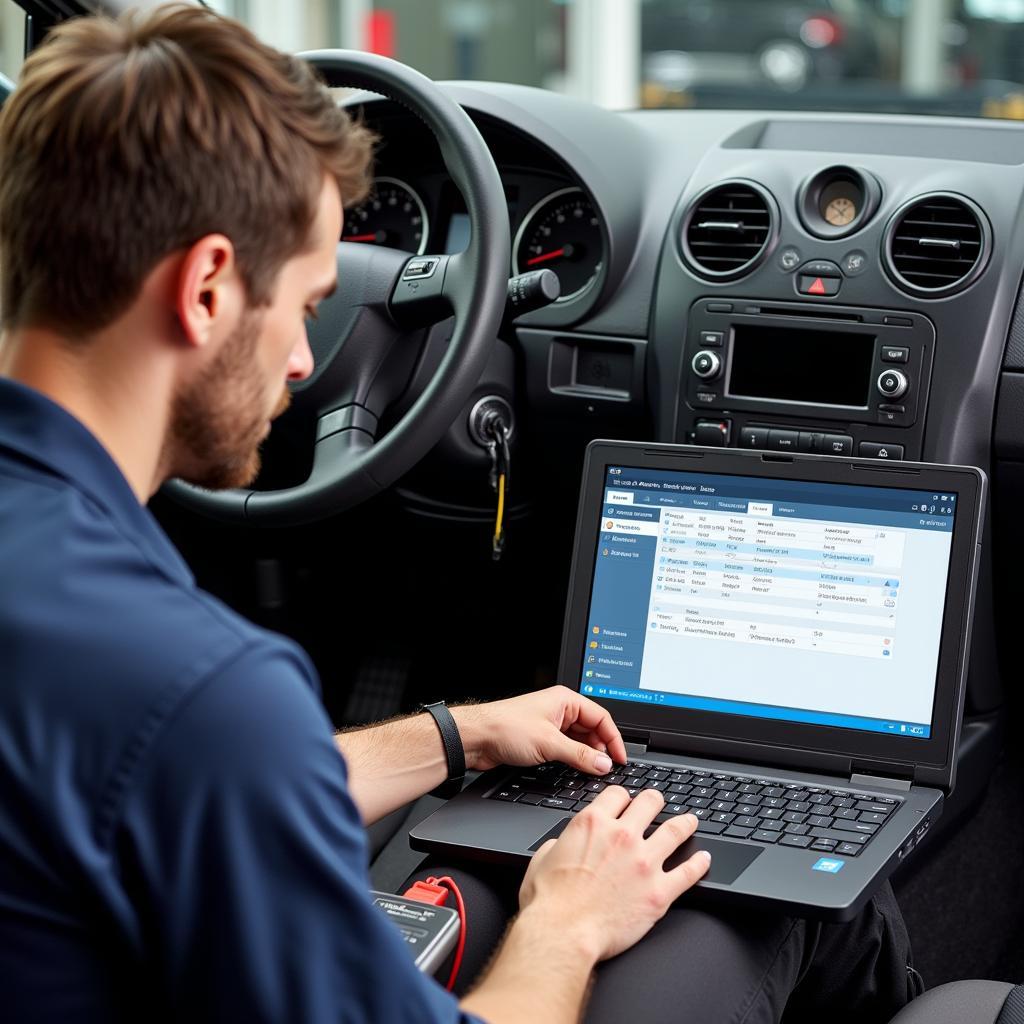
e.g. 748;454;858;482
0;2;374;335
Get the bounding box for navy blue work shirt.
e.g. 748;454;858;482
0;378;483;1023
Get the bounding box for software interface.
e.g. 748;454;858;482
582;467;958;738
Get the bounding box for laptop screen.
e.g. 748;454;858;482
581;465;958;740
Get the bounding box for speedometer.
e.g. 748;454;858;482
513;187;604;302
342;176;429;254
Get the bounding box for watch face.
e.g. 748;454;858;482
824;196;857;227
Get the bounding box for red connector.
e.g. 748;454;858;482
402;879;449;906
403;875;467;991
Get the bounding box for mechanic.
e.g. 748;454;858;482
0;5;921;1023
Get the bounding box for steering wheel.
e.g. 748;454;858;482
162;50;510;526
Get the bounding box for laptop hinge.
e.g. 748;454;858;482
849;771;913;793
624;738;649;758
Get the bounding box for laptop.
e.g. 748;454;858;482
411;441;986;920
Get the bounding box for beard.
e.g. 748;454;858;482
167;308;291;490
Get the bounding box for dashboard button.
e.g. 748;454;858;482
877;369;908;399
841;251;868;276
859;442;904;460
695;420;731;446
798;274;840;296
823;434;853;455
740;426;769;449
695;390;718;405
692;350;722;379
700;330;725;347
801;260;843;277
798;431;826;453
707;302;733;312
883;315;913;327
778;247;802;272
768;429;799;451
881;346;909;363
877;405;906;425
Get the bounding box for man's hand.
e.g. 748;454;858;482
453;685;628;776
519;787;711;961
461;787;710;1023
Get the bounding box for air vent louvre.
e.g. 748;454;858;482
683;182;775;280
884;194;989;296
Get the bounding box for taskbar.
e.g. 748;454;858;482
581;683;931;738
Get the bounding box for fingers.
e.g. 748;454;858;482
663;846;712;900
552;732;614;776
581;783;632;818
618;787;664;830
530;837;557;865
562;690;629;765
646;811;699;861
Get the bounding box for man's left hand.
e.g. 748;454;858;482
452;685;628;776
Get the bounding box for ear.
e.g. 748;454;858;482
174;234;239;349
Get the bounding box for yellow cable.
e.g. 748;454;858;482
494;473;506;548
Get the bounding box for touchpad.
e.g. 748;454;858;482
528;820;761;885
529;817;572;851
665;836;762;885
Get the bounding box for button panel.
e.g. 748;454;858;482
740;426;854;456
679;298;932;461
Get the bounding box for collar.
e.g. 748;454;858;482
0;376;194;586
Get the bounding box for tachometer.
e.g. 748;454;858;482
513;187;604;302
342;176;429;254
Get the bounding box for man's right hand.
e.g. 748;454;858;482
461;786;710;1024
518;786;711;962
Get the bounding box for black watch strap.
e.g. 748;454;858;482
420;701;466;799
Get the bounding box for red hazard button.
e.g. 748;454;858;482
798;274;840;296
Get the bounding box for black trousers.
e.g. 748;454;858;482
404;862;923;1024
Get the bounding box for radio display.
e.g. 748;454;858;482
728;324;875;407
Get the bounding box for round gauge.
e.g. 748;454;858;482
342;176;429;254
513;187;604;302
799;167;881;240
824;196;857;227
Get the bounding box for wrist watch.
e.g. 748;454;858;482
420;700;466;799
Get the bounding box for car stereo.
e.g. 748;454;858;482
679;299;935;459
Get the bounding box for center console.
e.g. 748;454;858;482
677;298;934;462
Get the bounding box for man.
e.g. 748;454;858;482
0;6;919;1023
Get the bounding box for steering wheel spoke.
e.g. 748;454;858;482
389;254;453;326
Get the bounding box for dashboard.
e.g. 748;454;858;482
339;82;1024;726
346;85;1024;478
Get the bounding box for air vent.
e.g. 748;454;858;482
682;181;777;280
883;193;990;297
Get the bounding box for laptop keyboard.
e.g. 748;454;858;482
490;761;901;858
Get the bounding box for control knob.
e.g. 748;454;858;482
877;369;908;400
691;350;722;380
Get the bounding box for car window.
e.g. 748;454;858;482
0;3;23;87
210;0;1024;120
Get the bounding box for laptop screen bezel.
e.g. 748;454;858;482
557;441;985;791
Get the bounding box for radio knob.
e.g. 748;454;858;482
692;350;722;380
877;369;908;400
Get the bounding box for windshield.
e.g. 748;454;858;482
200;0;1024;120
